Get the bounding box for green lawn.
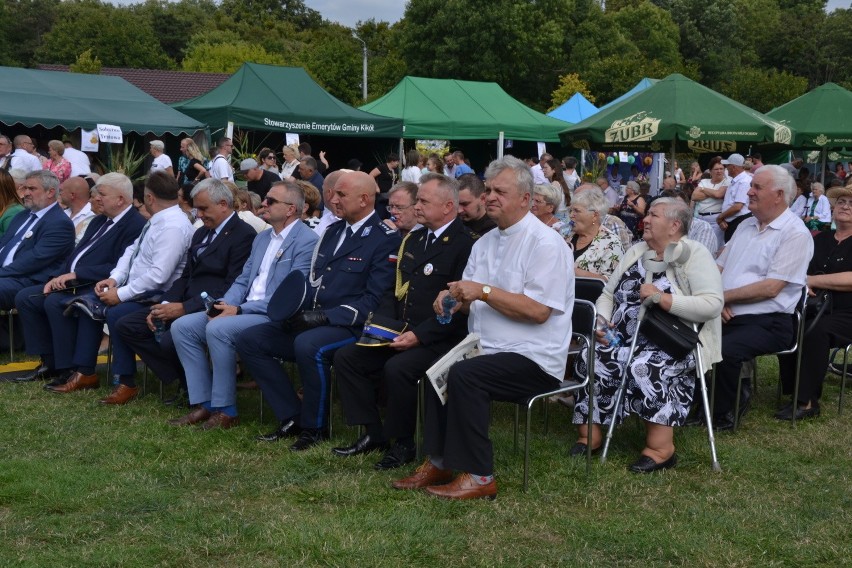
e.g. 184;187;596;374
0;357;850;567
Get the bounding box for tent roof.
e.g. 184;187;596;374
360;76;571;141
0;66;205;135
547;93;598;124
598;78;659;111
767;82;852;148
172;63;402;138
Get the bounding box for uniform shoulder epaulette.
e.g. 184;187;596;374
379;220;398;234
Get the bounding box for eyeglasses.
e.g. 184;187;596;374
264;155;276;161
835;198;852;209
386;204;413;212
263;196;295;207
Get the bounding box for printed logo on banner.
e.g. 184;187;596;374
605;112;661;143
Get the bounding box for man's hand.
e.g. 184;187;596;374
212;302;239;318
433;289;463;316
391;331;420;351
446;280;485;305
97;286;121;306
95;278;117;292
44;272;78;293
286;310;329;333
721;305;734;323
150;302;186;323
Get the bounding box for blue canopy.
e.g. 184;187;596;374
547;93;599;124
598;78;659;111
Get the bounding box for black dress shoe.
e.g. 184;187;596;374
162;389;189;407
775;401;821;421
331;434;388;457
374;442;416;470
629;453;678;473
42;370;73;389
289;429;329;452
256;419;302;442
568;442;601;458
13;365;58;383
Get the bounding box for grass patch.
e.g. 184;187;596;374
0;357;849;566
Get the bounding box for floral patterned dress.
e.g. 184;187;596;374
571;225;624;280
573;260;696;427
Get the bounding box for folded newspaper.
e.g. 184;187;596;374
426;333;481;405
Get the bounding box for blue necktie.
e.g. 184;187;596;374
0;213;37;265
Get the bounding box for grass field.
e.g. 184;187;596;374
0;355;850;567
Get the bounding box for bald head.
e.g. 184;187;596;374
575;182;599;195
331;171;379;224
59;176;91;209
323;170;346;203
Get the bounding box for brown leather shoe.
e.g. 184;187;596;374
425;472;497;500
167;406;211;426
46;372;99;393
200;411;240;430
99;384;139;405
391;459;454;490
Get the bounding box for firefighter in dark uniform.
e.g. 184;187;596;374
235;171;401;452
331;173;477;470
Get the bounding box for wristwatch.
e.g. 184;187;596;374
651;292;663;304
481;285;492;302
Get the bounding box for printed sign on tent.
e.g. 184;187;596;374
81;129;99;152
97;124;123;144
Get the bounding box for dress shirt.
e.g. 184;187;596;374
333;212;374;254
109;204;194;302
62;147;91;176
246;220;298;302
9;149;42;173
313;208;340;239
721;171;752;221
717;208;813;317
463;212;574;380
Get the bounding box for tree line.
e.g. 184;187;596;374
1;0;849;114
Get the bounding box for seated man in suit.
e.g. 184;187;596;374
168;181;317;430
114;178;255;403
332;173;476;470
0;170;75;310
235;171;401;451
47;171;195;401
14;173;146;384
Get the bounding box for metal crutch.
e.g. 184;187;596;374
693;330;722;472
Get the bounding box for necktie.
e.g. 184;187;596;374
84;219;113;248
425;232;436;251
127;221;151;270
0;213;38;265
192;229;214;259
335;226;354;254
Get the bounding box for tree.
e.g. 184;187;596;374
354;19;408;103
549;73;595;111
134;0;218;63
69;48;102;74
181;39;286;72
219;0;321;29
37;0;173;68
718;67;808;112
0;0;61;66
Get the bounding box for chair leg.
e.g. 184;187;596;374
523;400;533;492
8;311;14;362
840;345;851;415
259;390;264;424
733;370;742;431
142;363;149;396
415;377;424;461
513;404;520;453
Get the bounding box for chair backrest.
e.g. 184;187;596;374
572;299;596;345
786;286;809;354
575;277;605;304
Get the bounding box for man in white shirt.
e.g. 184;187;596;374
49;171;194;395
596;176;620;212
169;181;317;430
313;170;343;238
708;165;813;430
148;140;173;177
62;141;92;177
209;138;234;182
717;153;752;242
530;152;552;185
8;135;42;173
59;176;96;244
393;156;574;500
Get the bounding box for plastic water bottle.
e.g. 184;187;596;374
153;318;165;343
595;316;622;348
437;294;458;325
201;291;222;316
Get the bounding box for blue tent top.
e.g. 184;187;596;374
547;92;598;124
598;77;659;111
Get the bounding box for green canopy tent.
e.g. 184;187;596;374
0;66;205;135
560;73;793;169
767;82;852;183
360;76;571;152
172;63;402;138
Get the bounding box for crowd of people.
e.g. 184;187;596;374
0;133;849;499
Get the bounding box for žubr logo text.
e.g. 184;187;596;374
605;112;661;143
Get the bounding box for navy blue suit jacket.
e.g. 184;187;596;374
160;213;255;314
0;203;74;282
62;208;147;284
309;213;401;327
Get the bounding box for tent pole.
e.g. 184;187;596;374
671;139;676;184
821;148;826;185
398;138;404;175
498;132;504;159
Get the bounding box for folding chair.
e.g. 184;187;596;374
826;341;852;414
575;276;606;304
514;298;597;491
0;308;18;361
602;321;721;472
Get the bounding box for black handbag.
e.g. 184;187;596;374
641;306;702;359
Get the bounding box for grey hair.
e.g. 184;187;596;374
760;164;797;203
625;180;640;193
572;187;610;216
277;180;305;213
388;181;418;205
95;172;133;201
192;178;235;208
484;155;534;196
650;197;692;235
533;183;561;209
25;170;60;193
419;172;460;207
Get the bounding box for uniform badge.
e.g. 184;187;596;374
362;226;372;237
424;263;434;276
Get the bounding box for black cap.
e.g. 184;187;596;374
356;314;408;347
267;271;308;322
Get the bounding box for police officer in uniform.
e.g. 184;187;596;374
235;171;401;451
331;173;476;470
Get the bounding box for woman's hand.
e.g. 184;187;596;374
639;283;661;302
